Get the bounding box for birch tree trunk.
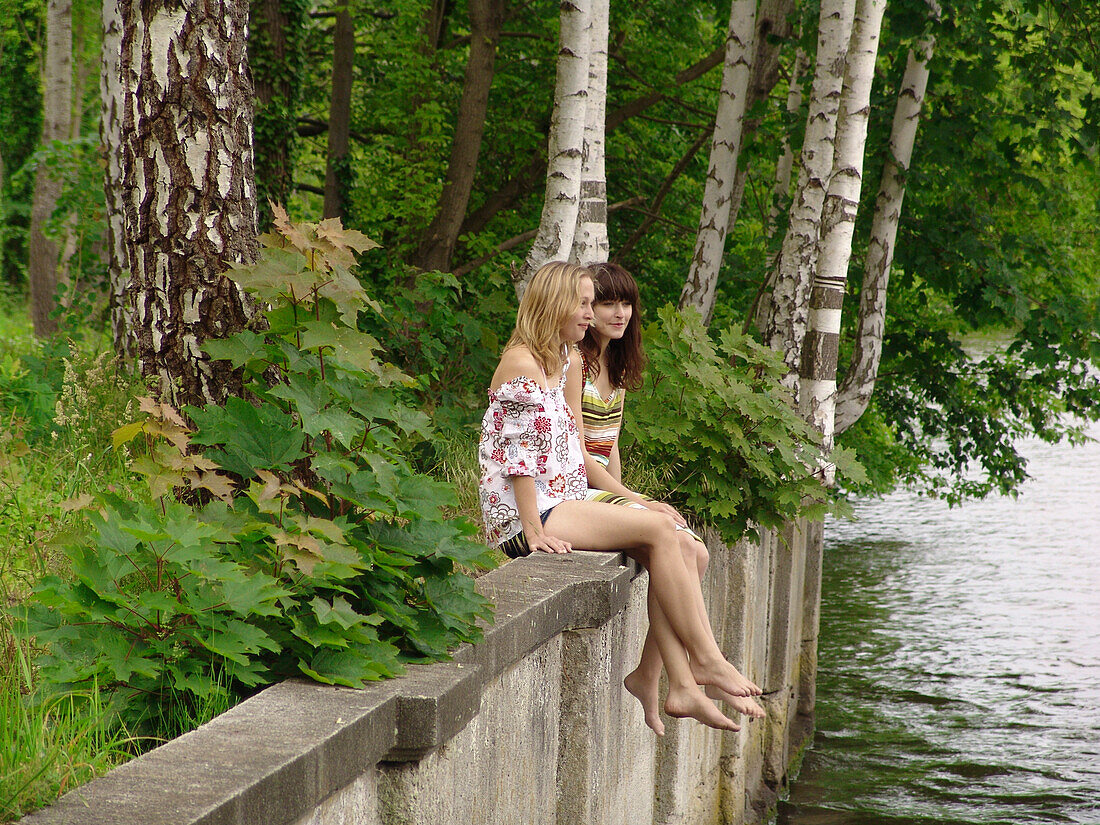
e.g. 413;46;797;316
118;0;258;407
323;6;354;220
101;0;132;357
412;0;505;273
799;0;887;472
678;0;757;323
572;0;609;266
747;47;808;334
835;9;937;434
766;47;809;245
517;0;591;293
28;0;72;337
762;0;855;392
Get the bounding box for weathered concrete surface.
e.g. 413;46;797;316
557;577;654;825
20;525;822;825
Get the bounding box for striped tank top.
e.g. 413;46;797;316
581;379;625;468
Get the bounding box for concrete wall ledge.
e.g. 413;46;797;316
20;551;641;825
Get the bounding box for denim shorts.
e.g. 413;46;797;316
499;507;557;559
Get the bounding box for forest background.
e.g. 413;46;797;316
1;0;1099;819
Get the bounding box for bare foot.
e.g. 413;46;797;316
704;685;766;719
624;669;665;736
691;657;761;698
664;685;740;732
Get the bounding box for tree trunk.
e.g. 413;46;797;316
719;0;798;243
747;46;808;335
101;0;132;357
799;0;887;472
28;0;72;337
572;0;609;265
766;47;809;245
517;0;591;293
835;9;937;434
678;0;758;323
250;0;307;231
762;0;855;393
323;6;354;220
411;0;504;273
118;0;258;408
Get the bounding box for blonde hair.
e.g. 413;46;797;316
507;261;593;376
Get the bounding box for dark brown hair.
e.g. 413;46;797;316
578;262;645;391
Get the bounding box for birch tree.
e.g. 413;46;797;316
516;0;591;292
835;8;937;434
762;0;855;391
572;0;609;265
28;0;72;337
101;0;131;356
678;0;757;323
118;0;258;407
747;47;808;333
798;0;887;465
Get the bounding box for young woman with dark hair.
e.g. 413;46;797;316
478;261;757;733
565;261;765;734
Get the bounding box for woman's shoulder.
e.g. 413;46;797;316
490;346;546;398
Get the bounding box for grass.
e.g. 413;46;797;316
0;296;153;821
0;628;135;823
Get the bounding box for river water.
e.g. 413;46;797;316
778;421;1100;825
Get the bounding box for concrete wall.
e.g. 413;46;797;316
20;524;820;825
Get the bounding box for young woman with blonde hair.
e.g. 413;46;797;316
478;261;757;733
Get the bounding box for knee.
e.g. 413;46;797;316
678;533;709;577
639;512;679;551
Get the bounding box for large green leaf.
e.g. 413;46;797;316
188;397;307;477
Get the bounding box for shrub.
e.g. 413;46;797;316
623;306;863;543
13;209;496;736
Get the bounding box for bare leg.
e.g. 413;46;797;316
627;533;763;731
543;501;754;706
646;588;738;731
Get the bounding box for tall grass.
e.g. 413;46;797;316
0;299;153;820
0;626;134;822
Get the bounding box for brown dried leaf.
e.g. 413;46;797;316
195;471;236;502
272;203;314;254
60;493;94;513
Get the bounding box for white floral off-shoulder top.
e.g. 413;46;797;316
478;353;588;547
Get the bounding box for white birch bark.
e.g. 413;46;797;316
517;0;591;294
678;0;758;324
100;0;132;357
835;9;937;434
28;0;73;337
750;46;808;334
762;0;855;392
767;48;809;245
572;0;609;266
799;0;887;478
118;0;258;407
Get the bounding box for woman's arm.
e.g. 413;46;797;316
564;354;651;504
564;357;687;526
607;440;622;484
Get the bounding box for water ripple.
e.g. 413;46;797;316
779;423;1100;825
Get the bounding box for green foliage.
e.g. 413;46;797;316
624;307;860;543
0;627;135;821
12;211;495;737
0;0;43;285
361;266;510;432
